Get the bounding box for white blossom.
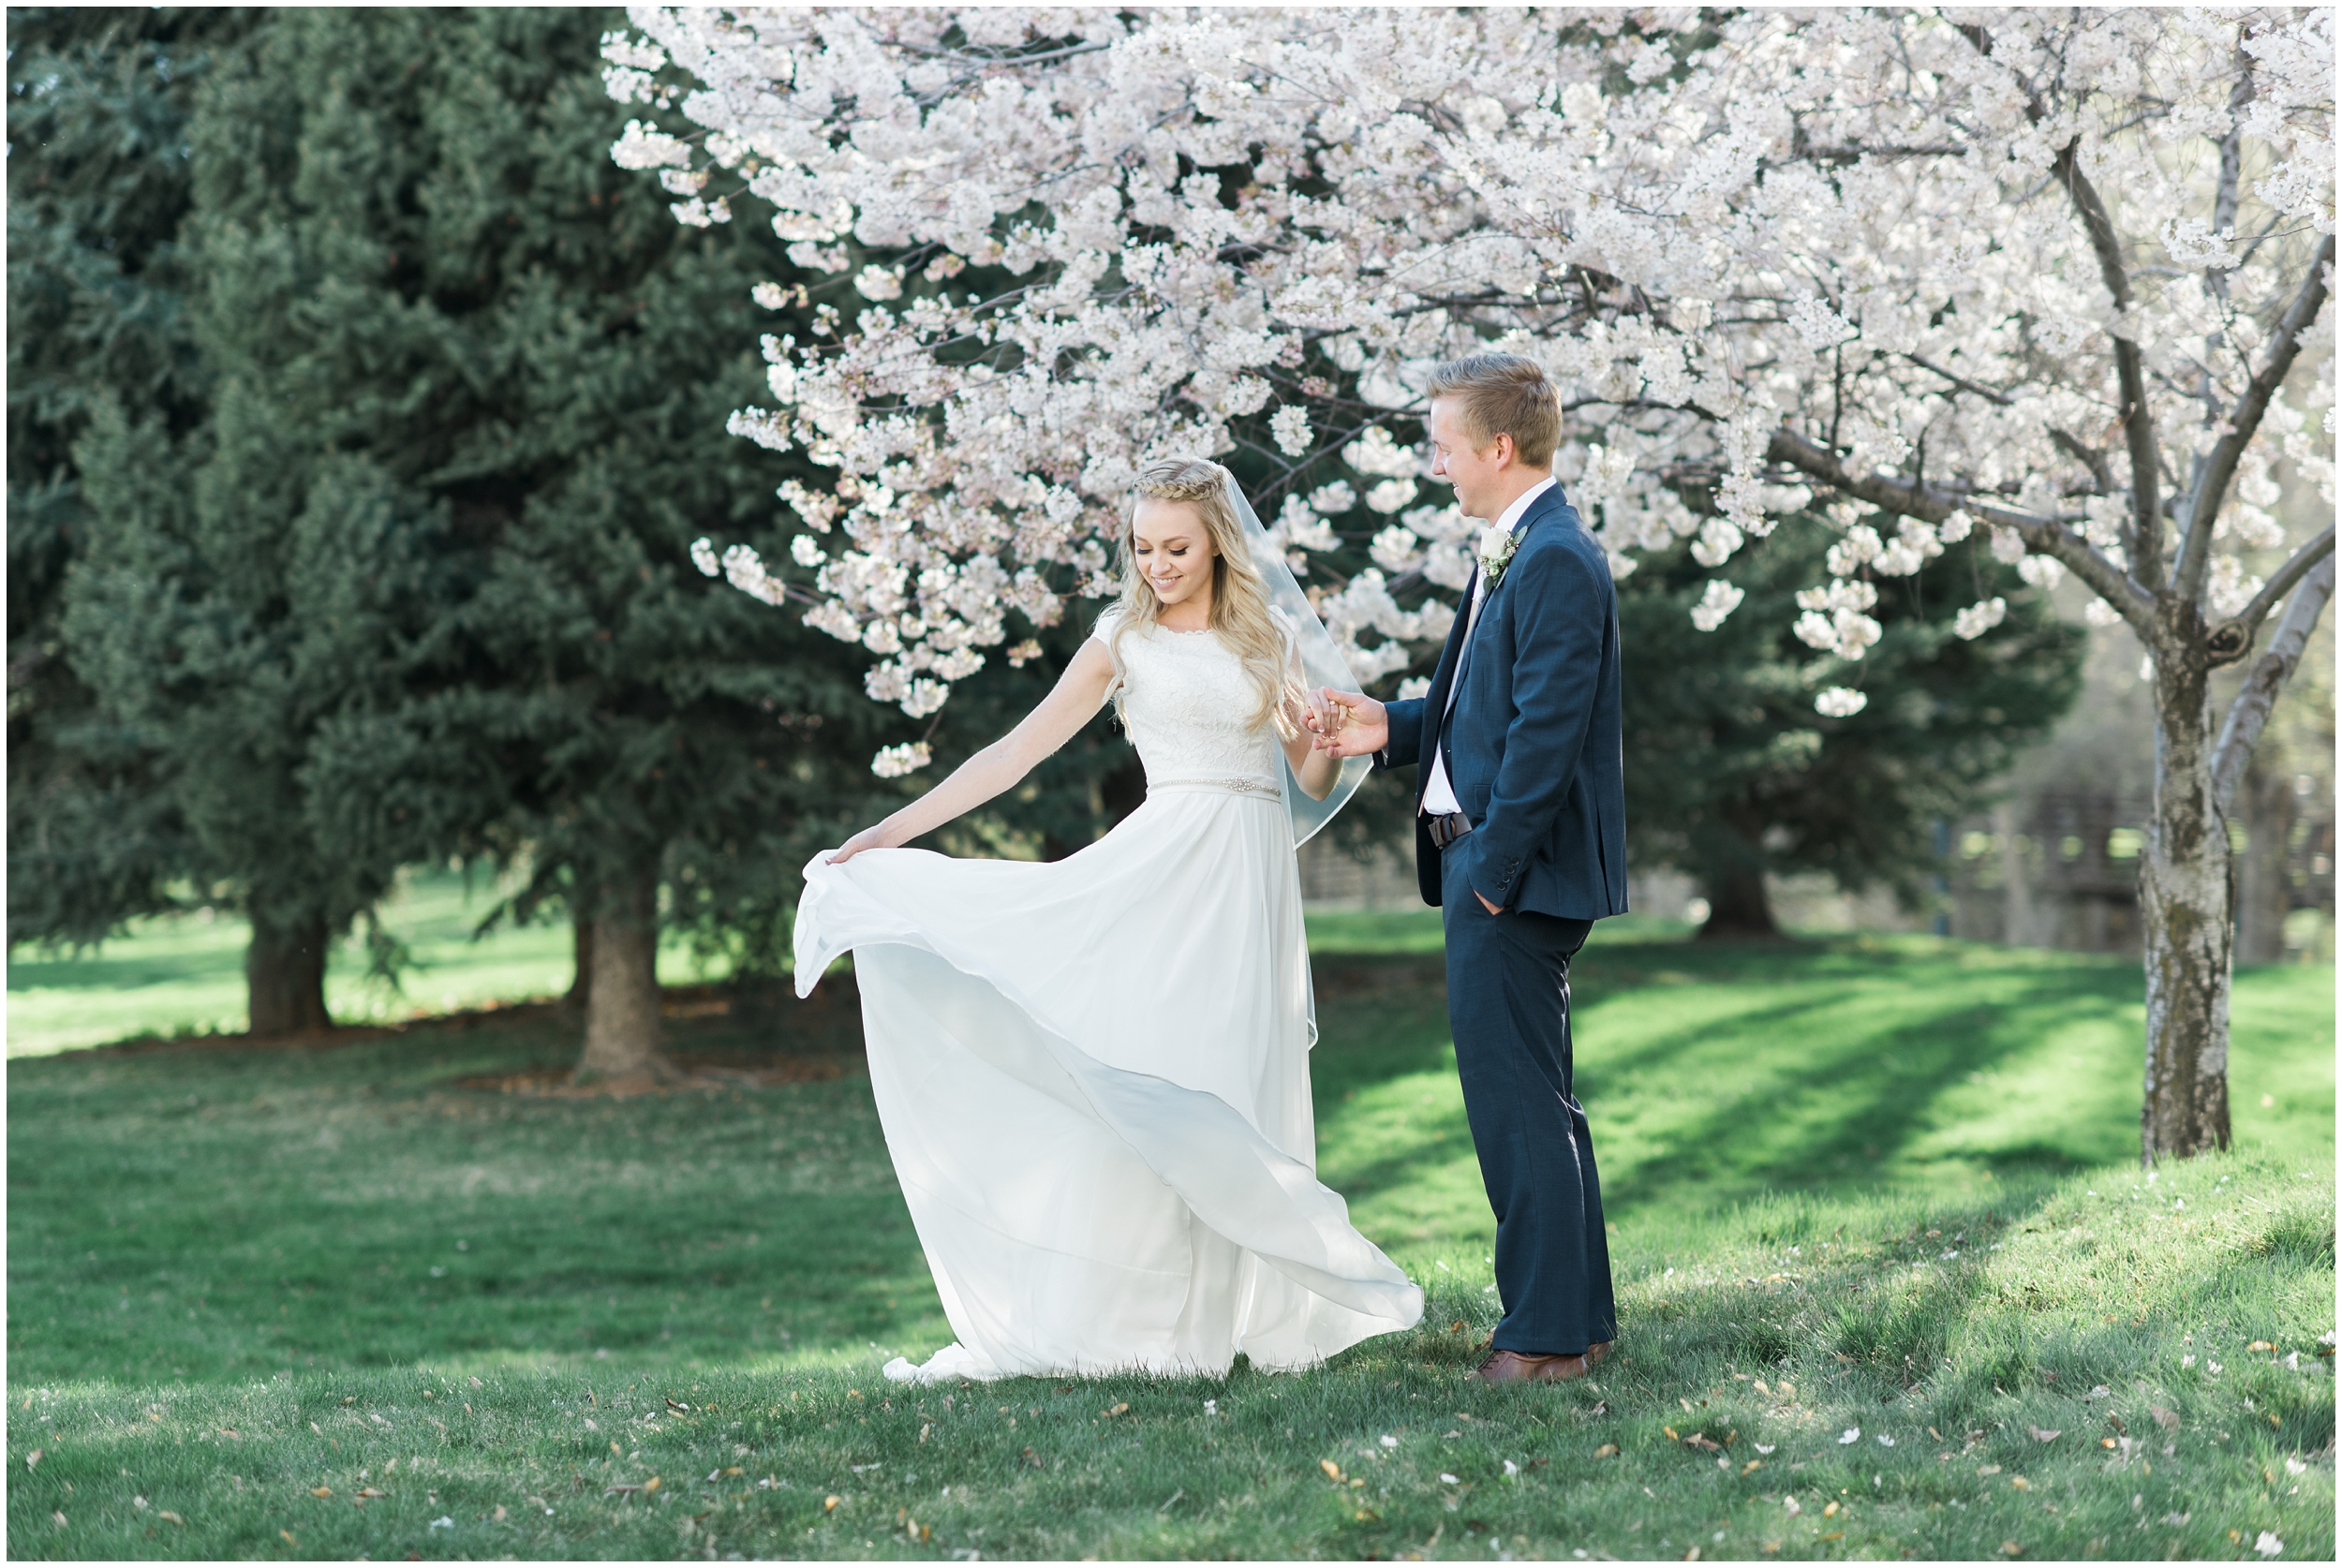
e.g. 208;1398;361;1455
611;7;2335;722
2017;554;2066;591
1691;518;1743;569
1825;526;1884;578
1344;426;1421;478
1794;605;1883;660
689;537;719;577
1816;688;1869;718
2206;556;2264;618
1370;526;1424;574
1690;580;1744;631
853;265;905;302
719;544;785;607
610;119;689;170
870;742;932;777
1954;598;2009;640
1309;481;1358;517
1796;580;1879;614
1269;406;1313;458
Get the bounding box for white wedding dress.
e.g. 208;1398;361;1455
793;609;1424;1382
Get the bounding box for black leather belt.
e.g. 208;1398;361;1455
1425;811;1473;849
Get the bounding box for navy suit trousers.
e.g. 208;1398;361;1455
1440;846;1616;1355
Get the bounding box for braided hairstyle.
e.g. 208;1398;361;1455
1106;457;1303;740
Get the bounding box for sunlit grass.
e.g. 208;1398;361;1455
5;920;2331;1559
6;872;728;1058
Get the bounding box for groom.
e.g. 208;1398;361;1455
1315;352;1627;1383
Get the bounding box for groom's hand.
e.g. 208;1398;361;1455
1475;890;1502;915
1312;688;1387;759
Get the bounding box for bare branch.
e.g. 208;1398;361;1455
1904;352;2014;407
2205;525;2337;664
2173;231;2337;605
2212;553;2335;813
2049;429;2117;495
2051;139;2161;570
1765;425;2157;635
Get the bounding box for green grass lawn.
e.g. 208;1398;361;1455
5;871;730;1058
6;918;2333;1561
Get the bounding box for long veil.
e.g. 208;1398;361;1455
1224;474;1372;847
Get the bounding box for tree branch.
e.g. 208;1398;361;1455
2051;138;2161;571
1765;425;2157;635
2172;230;2337;605
1904;351;2014;407
2205;525;2336;664
2049;428;2117;496
2211;553;2335;814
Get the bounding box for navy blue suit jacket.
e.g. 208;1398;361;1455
1376;484;1629;918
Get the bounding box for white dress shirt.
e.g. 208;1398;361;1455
1420;475;1556;817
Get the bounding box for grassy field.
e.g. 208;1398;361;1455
5;871;729;1058
6;918;2333;1561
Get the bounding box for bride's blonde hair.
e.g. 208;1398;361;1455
1108;457;1302;739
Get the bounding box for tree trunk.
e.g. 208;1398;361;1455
2233;752;2297;965
572;863;677;1088
2140;644;2233;1161
1697;863;1782;939
247;912;331;1037
1994;800;2038;947
566;915;594;1012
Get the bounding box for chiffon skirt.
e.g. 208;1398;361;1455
793;783;1424;1382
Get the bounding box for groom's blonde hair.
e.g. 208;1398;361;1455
1427;352;1562;467
1107;457;1302;740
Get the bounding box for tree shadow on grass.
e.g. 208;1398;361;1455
1309;939;2150;1228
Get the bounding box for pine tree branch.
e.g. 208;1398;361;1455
2212;552;2335;815
2173;231;2337;606
2205;525;2336;665
1764;425;2157;635
2051;138;2161;572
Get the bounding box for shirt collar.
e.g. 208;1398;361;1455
1494;475;1557;536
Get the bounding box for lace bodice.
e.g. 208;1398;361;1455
1091;609;1287;787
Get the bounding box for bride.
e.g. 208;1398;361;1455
793;456;1425;1383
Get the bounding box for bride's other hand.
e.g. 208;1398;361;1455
1312;688;1387;758
827;825;894;865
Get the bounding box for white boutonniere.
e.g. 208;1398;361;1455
1477;522;1519;590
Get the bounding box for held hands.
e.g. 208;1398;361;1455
1297;689;1499;913
1306;687;1388;760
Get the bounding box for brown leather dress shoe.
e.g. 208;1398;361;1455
1585;1339;1615;1366
1475;1349;1593;1384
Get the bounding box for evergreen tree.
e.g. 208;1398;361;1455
73;7;885;1077
6;8;254;948
1618;520;2086;937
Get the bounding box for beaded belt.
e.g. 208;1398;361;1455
1147;774;1282;800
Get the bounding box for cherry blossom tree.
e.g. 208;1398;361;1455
606;6;2333;1161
